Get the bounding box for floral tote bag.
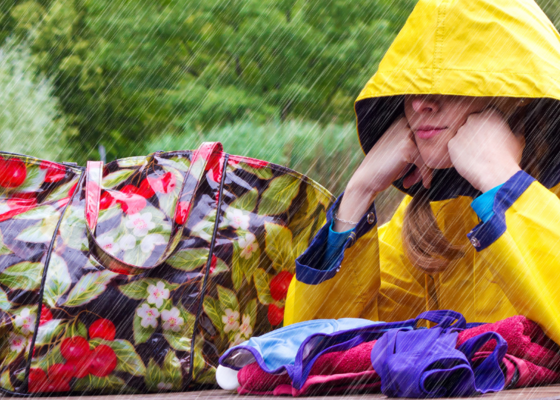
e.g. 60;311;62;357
0;142;334;395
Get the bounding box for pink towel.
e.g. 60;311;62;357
237;340;379;395
457;316;560;370
472;352;560;388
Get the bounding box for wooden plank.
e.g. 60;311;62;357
2;386;559;400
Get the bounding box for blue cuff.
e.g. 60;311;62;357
470;183;504;223
323;221;353;271
467;170;535;252
295;191;377;285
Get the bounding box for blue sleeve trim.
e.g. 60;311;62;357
323;220;353;271
466;170;535;252
295;191;377;285
470;183;504;223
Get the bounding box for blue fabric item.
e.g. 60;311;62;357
467;170;536;251
470;183;504;223
324;220;353;270
296;191;377;285
371;324;507;397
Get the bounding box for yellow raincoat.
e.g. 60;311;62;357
285;0;560;346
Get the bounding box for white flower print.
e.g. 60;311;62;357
222;308;240;333
9;334;26;352
161;307;184;332
141;234;166;254
239;314;252;338
238;233;258;259
14;308;36;335
147;281;170;309
157;382;173;390
137;303;160;329
226;209;250;230
0;203;10;215
98;235;120;254
125;212;155;237
119;234;137;251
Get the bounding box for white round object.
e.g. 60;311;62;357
216;364;240;391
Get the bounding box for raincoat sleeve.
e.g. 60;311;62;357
466;170;560;345
284;191;426;325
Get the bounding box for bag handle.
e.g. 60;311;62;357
85;142;224;275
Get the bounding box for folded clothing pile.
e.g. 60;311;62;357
219;312;560;397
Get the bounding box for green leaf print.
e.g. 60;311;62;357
102;169;135;189
217;286;239;312
35;319;66;346
264;222;295;272
192;336;207;382
232;236;261;290
162;350;182;390
244;299;257;330
0;370;13;391
118;156;147;168
257;175;301;216
15;208;61;243
0;230;12;255
118;278;179;301
230;188;258;213
34;344;64;372
0;287;11;311
202;297;224;333
238;163;273;180
74;375;126;391
43;253;71;308
62;270;118;307
161;156;191;172
43;178;78;203
0;262;43;291
64;319;88;339
90;338;146;377
162;303;196;352
253;268;274;305
145;359;164;392
166;248;209;272
190;210;216;241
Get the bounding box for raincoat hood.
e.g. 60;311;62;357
355;0;560;200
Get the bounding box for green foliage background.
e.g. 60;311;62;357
1;0;560;220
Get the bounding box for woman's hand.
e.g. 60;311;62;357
448;108;524;192
334;116;433;231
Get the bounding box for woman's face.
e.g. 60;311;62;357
403;95;520;169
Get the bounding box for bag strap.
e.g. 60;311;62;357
415;310;467;330
85;142;224;275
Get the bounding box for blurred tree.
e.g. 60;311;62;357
0;38;70;160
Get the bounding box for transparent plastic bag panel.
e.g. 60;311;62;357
191;156;333;385
27;150;222;394
0;153;82;392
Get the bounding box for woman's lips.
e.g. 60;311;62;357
416;127;447;139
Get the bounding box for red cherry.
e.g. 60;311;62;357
267;304;285;326
89;319;116;341
39;305;53;326
68;182;78;197
175;201;191;225
60;336;90;361
99;191;115;210
0;157;27;188
48;363;74;384
65;355;92;379
138;179;156;198
28;368;48;393
269;271;294;301
88;345;117;377
41;162;66;183
147;171;176;194
209;255;217;274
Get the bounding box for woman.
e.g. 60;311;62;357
284;0;560;346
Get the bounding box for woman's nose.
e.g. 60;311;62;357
411;96;440;114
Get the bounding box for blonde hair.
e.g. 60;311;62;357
401;99;555;274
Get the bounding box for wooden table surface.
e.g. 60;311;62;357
2;386;559;399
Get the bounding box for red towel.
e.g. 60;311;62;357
457;316;560;370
